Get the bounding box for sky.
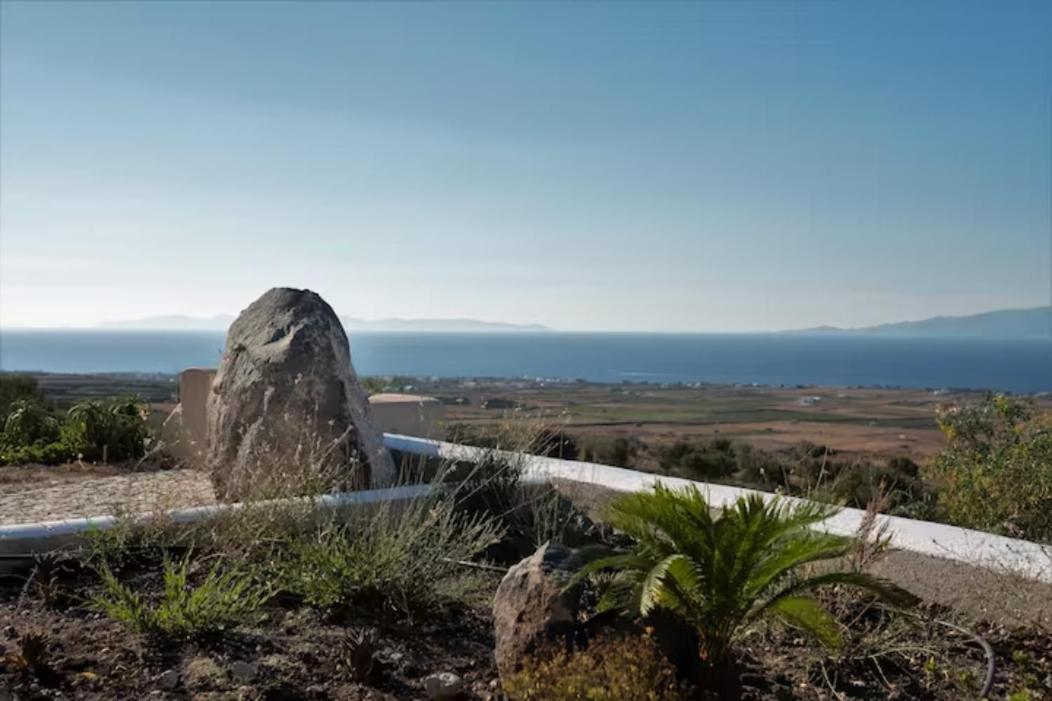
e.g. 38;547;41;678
1;1;1050;332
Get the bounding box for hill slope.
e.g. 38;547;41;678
794;306;1052;339
97;314;549;333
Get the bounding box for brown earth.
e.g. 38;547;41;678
431;381;1009;465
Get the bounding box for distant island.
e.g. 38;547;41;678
97;314;550;333
77;305;1052;338
789;306;1052;340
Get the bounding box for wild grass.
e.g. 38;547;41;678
92;554;270;639
274;492;502;615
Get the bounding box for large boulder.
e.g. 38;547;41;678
492;543;584;681
206;288;394;500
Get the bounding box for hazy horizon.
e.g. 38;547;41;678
1;302;1049;335
2;2;1050;331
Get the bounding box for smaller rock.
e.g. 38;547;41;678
230;661;257;683
492;543;583;680
423;672;463;700
157;669;179;690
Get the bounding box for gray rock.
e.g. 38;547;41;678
157;669;179;690
206;288;394;500
422;672;463;700
229;660;257;683
492;543;582;681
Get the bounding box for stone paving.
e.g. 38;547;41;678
0;469;215;525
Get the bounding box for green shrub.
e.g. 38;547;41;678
0;374;45;424
827;461;932;516
93;555;270;638
580;436;643;467
503;632;686;701
2;399;60;447
657;439;737;480
0;397;70;466
928;395;1052;543
63;398;150;462
733;442;786;486
277;494;501;614
574;484;915;664
0;441;74;466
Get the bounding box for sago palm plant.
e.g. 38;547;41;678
574;483;915;663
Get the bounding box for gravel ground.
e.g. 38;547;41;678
0;469;215;525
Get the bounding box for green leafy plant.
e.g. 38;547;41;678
63;398;150;462
503;632;686;701
93;555;270;638
0;374;46;424
573;484;915;664
0;397;72;466
1;399;60;447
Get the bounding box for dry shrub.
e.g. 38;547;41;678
274;490;502;615
503;633;687;701
929;395;1052;543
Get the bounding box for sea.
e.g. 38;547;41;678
0;330;1050;394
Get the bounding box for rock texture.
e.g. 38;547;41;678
492;543;582;681
422;672;463;700
206;288;394;500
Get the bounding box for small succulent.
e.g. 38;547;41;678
340;629;376;683
5;632;50;677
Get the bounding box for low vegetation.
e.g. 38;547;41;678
276;494;501;615
574;484;915;664
472;392;1048;545
928;394;1052;543
2;378;1050;698
504;633;686;701
0;374;151;465
93;555;270;639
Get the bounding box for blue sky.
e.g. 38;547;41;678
1;1;1049;331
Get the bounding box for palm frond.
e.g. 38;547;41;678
769;595;842;648
639;553;701;616
745;531;854;597
755;570;918;619
573;483;918;666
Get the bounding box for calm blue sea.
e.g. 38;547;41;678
1;330;1050;393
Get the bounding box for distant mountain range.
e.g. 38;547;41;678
97;314;549;333
81;305;1052;338
790;306;1052;340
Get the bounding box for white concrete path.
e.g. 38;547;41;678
386;434;1052;584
